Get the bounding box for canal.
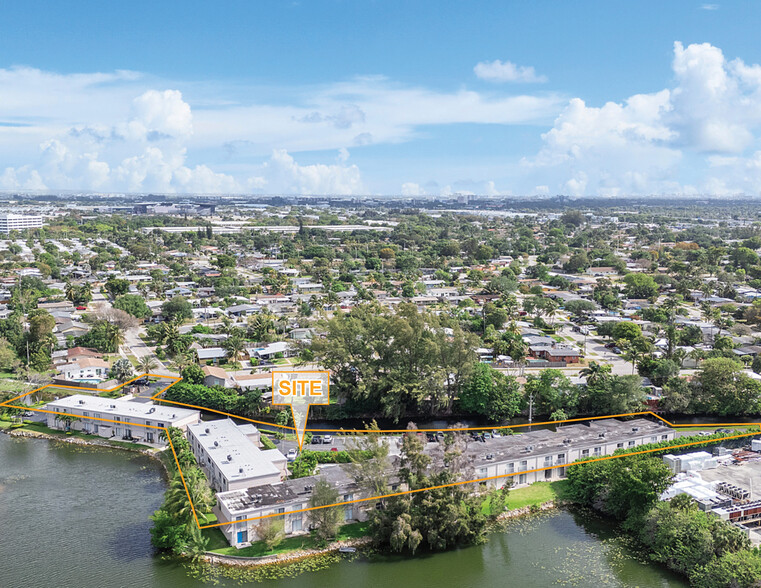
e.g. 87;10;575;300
0;433;687;587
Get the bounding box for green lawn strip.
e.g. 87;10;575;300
7;421;154;450
481;480;570;516
205;521;369;557
672;425;759;433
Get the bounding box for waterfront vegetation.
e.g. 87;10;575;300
150;427;216;558
566;435;761;587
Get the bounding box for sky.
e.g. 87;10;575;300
2;0;761;197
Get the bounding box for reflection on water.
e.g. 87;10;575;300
0;434;687;588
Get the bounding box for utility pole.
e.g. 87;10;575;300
528;392;534;431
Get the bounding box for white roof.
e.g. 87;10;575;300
45;394;199;424
187;419;282;483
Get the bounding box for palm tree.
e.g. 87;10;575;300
620;343;642;376
104;322;124;354
164;468;216;525
64;280;75;303
580;361;611;386
138;355;159;375
224;334;245;363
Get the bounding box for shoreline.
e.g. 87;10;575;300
200;499;561;568
1;425;174;479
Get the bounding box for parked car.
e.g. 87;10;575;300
330;447;338;452
322;434;333;445
76;306;87;311
287;448;298;461
311;435;322;444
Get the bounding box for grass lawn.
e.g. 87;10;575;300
204;521;369;557
672;425;759;433
7;421;154;450
482;480;571;515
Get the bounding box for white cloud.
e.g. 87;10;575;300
254;149;363;195
522;41;761;196
474;59;547;83
401;182;426;196
701;4;719;10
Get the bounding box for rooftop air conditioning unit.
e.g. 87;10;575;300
632;427;640;432
598;432;605;438
78;399;85;404
525;445;534;452
486;454;494;460
563;438;572;444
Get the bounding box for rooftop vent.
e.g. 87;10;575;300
524;445;534;452
486;453;494;460
214;440;219;447
205;428;210;434
109;404;116;409
563;438;572;444
227;454;232;461
632;427;640;433
239;467;244;473
598;432;606;438
78;399;85;405
148;407;155;414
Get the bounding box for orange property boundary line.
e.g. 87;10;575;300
2;375;760;532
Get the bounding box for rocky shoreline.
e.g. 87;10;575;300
2;426;172;476
201;500;560;568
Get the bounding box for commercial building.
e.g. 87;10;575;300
44;394;200;444
0;214;44;233
187;419;287;492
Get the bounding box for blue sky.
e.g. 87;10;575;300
2;1;761;196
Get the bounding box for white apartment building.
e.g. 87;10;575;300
0;214;44;233
44;394;200;444
187;419;287;492
214;418;675;549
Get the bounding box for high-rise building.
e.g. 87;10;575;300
0;214;44;233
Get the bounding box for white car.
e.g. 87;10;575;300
287;448;298;461
322;435;333;445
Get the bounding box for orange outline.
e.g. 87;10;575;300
271;370;330;450
2;376;760;534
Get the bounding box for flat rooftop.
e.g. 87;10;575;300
188;419;282;484
45;394;199;423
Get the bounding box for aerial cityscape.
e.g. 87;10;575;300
2;2;761;588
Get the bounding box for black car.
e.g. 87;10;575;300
311;435;322;444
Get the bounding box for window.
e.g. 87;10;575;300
616;442;624;449
544;469;552;479
506;463;514;474
557;453;566;464
520;460;528;471
276;508;285;514
650;436;657;443
345;507;353;520
628;441;635;447
518;474;527;484
292;517;303;532
661;434;668;440
581;449;590;458
544;456;552;465
593;446;601;456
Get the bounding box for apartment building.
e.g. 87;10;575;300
0;214;44;233
469;418;674;489
216;464;373;547
187;419;287;492
214;418;675;548
44;394;200;444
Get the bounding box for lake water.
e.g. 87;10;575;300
0;433;687;588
